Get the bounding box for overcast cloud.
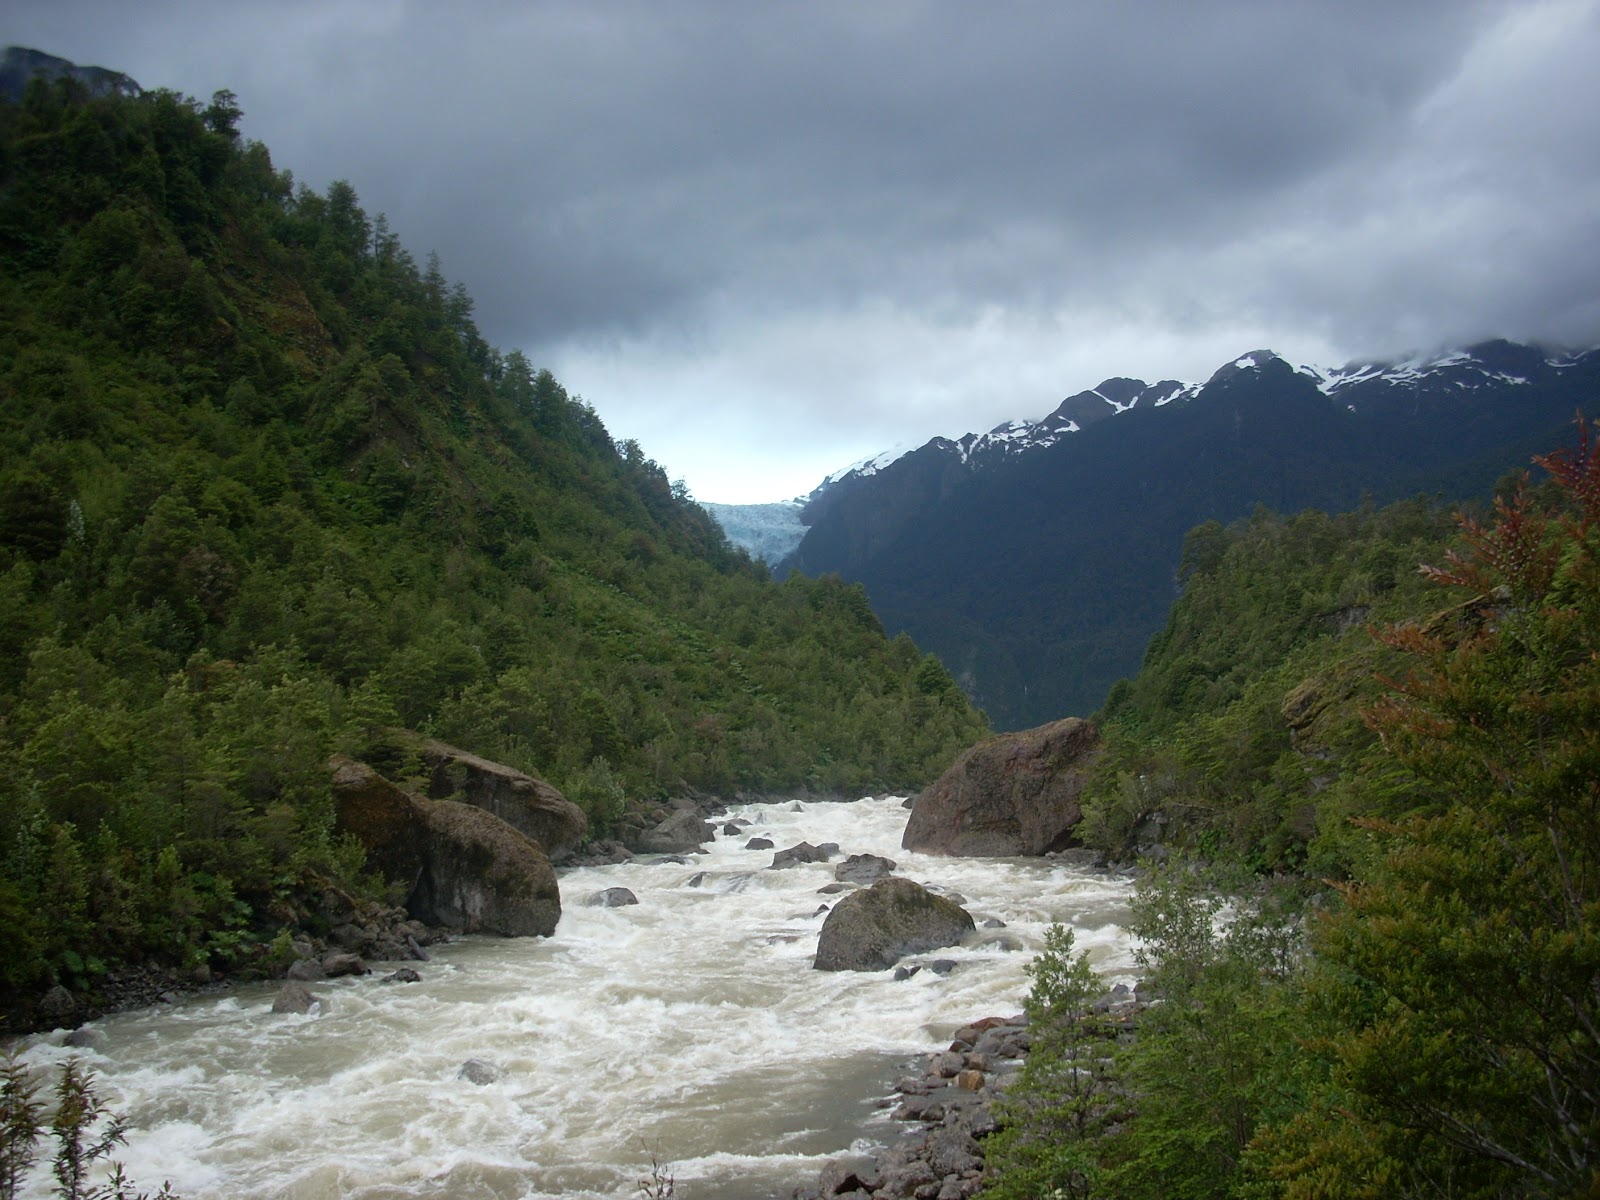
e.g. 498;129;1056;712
7;1;1599;500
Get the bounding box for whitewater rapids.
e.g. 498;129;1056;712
10;795;1135;1199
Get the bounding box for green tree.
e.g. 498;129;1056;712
1261;423;1600;1198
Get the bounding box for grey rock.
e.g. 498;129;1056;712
833;853;896;885
62;1026;103;1049
286;958;326;982
584;887;639;907
36;985;77;1028
321;953;368;978
458;1058;503;1085
902;717;1101;856
745;837;775;851
383;968;422;983
813;877;975;971
271;982;322;1015
771;841;832;869
636;810;715;855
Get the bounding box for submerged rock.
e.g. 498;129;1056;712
813;877;975;971
458;1059;503;1085
271;982;322;1015
902;717;1102;856
585;887;639;907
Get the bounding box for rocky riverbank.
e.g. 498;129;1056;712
797;987;1146;1200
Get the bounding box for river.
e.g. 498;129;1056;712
10;795;1135;1199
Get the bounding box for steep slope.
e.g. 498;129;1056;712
0;69;988;1009
784;345;1599;728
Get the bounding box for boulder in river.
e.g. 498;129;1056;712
585;887;639;907
271;982;322;1015
635;810;715;854
771;841;833;869
902;716;1102;856
813;877;975;971
458;1059;504;1085
421;738;587;860
834;852;896;885
407;800;563;936
332;757;562;937
36;985;77;1029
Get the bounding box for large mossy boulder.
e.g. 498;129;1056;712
813;877;975;971
901;717;1102;856
421;738;587;859
408;800;562;936
330;755;561;936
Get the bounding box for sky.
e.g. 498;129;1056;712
7;2;1600;502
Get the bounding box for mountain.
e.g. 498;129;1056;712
0;60;988;1009
772;342;1600;729
0;45;142;102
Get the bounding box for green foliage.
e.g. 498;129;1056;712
0;1056;176;1200
1024;423;1600;1199
985;925;1115;1200
0;76;988;1017
1255;425;1600;1199
1081;497;1463;873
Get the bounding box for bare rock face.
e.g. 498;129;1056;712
902;717;1102;856
408;801;562;937
330;756;561;937
813;877;975;972
422;739;587;859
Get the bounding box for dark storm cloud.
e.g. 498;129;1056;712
6;0;1598;500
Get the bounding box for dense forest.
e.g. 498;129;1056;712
983;430;1600;1198
0;78;987;1014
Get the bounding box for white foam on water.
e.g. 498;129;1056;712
9;795;1134;1199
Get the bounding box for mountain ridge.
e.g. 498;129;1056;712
709;339;1599;729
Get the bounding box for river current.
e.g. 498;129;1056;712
12;795;1135;1199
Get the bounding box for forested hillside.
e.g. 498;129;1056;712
0;77;986;1010
985;428;1600;1198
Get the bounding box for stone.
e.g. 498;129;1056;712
902;717;1102;856
772;841;832;869
406;799;563;936
321;953;368;978
819;1155;880;1198
36;985;76;1028
635;810;715;855
383;968;422;984
271;982;322;1014
458;1059;503;1085
285;958;326;982
834;853;896;885
62;1027;103;1049
329;755;431;891
585;887;639;907
745;837;775;851
813;877;975;971
817;882;849;894
421;738;587;858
